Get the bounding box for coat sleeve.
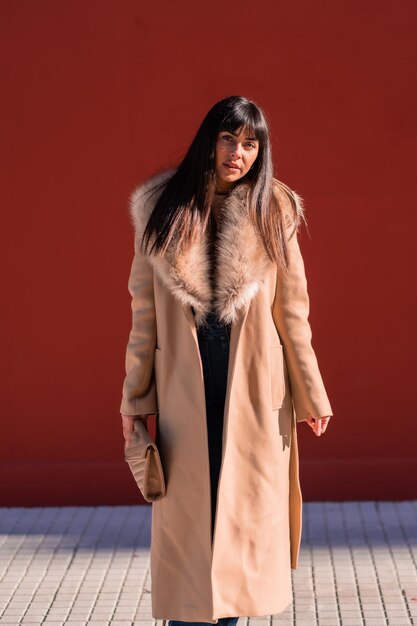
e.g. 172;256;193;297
119;233;158;416
272;194;333;423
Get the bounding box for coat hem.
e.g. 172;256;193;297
152;593;293;622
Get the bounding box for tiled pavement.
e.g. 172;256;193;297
0;501;416;625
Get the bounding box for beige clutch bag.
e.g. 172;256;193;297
124;417;166;502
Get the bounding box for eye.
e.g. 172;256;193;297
222;134;232;141
246;142;257;149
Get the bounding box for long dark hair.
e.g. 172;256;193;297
139;95;306;274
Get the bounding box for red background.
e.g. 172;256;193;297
1;1;416;505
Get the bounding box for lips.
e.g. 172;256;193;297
224;162;240;170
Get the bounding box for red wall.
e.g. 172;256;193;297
1;1;416;505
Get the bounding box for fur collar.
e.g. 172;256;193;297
128;169;275;328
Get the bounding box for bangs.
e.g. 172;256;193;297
218;107;266;143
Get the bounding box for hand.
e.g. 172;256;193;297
121;413;153;439
306;414;331;436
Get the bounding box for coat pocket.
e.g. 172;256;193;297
154;346;161;382
270;345;285;410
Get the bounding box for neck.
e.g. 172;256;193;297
214;179;236;194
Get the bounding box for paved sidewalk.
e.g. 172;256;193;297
0;502;416;625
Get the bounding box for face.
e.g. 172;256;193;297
214;125;260;193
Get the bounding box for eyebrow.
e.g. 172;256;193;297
223;130;259;141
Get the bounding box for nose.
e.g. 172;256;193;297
230;142;242;159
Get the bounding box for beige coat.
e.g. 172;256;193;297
120;169;333;622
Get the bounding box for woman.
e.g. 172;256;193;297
120;95;333;625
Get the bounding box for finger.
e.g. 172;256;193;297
308;416;317;433
121;417;135;438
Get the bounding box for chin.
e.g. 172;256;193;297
221;171;245;181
